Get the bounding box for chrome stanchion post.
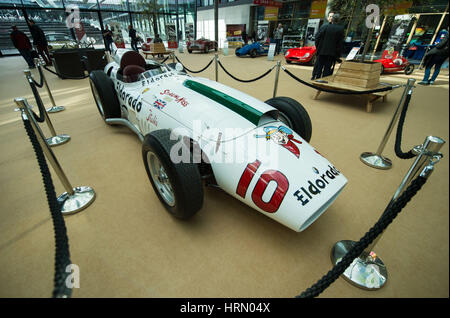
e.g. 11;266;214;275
34;58;65;113
360;78;416;169
332;135;445;290
273;61;281;98
24;70;70;147
15;97;96;215
215;53;218;82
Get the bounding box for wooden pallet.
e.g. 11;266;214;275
312;76;396;113
142;42;173;59
333;60;382;88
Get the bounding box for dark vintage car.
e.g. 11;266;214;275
187;38;217;53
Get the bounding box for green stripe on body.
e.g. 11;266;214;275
183;80;263;125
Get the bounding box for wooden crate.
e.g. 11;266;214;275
333;60;381;88
148;42;168;53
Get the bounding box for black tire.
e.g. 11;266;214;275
188;49;192;53
142;129;203;219
380;65;384;75
404;64;414;75
250;49;257;58
286;59;292;64
264;96;312;142
89;70;120;121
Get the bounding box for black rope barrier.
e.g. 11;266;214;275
218;60;274;83
31;66;44;88
174;55;214;73
296;175;427;298
160;55;171;64
21;116;72;298
28;80;47;123
394;93;416;159
43;64;89;80
283;67;395;95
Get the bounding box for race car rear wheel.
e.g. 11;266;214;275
142;129;204;219
264;97;312;142
89;70;121;122
250;49;258;58
404;64;414;75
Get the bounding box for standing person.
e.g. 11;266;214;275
419;31;449;85
27;19;52;66
103;25;113;53
250;30;257;43
242;30;248;45
128;25;138;52
10;25;35;69
273;23;284;55
153;33;162;43
313;12;344;80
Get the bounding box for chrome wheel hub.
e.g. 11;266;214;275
147;152;175;207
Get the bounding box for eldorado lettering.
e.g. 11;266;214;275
293;165;341;206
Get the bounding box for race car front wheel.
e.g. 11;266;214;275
142;129;204;219
250;49;258;58
265;97;312;142
404;64;414;75
89;70;121;122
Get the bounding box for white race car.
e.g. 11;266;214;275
89;48;347;232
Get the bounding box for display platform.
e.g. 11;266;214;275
0;52;448;298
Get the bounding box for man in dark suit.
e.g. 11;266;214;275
128;25;138;52
312;12;344;80
10;25;35;68
28;19;52;66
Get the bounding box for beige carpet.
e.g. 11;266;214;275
0;50;448;298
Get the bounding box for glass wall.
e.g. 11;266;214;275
101;11;131;47
21;0;64;9
64;0;99;10
79;11;104;48
132;13;154;41
0;0;22;6
24;9;73;50
99;0;129;11
0;8;26;54
0;0;196;55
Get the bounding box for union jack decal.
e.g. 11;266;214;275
153;99;167;110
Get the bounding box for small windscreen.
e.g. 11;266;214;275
138;65;169;80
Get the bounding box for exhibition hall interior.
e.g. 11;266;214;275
0;0;448;300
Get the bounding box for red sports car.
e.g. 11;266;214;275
285;46;317;65
374;50;414;75
187;38;217;53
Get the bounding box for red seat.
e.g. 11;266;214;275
120;50;146;70
123;64;146;83
120;50;146;82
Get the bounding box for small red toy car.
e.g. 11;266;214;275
285;46;317;65
374;50;414;75
187;38;217;53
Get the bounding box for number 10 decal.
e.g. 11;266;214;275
236;160;289;213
